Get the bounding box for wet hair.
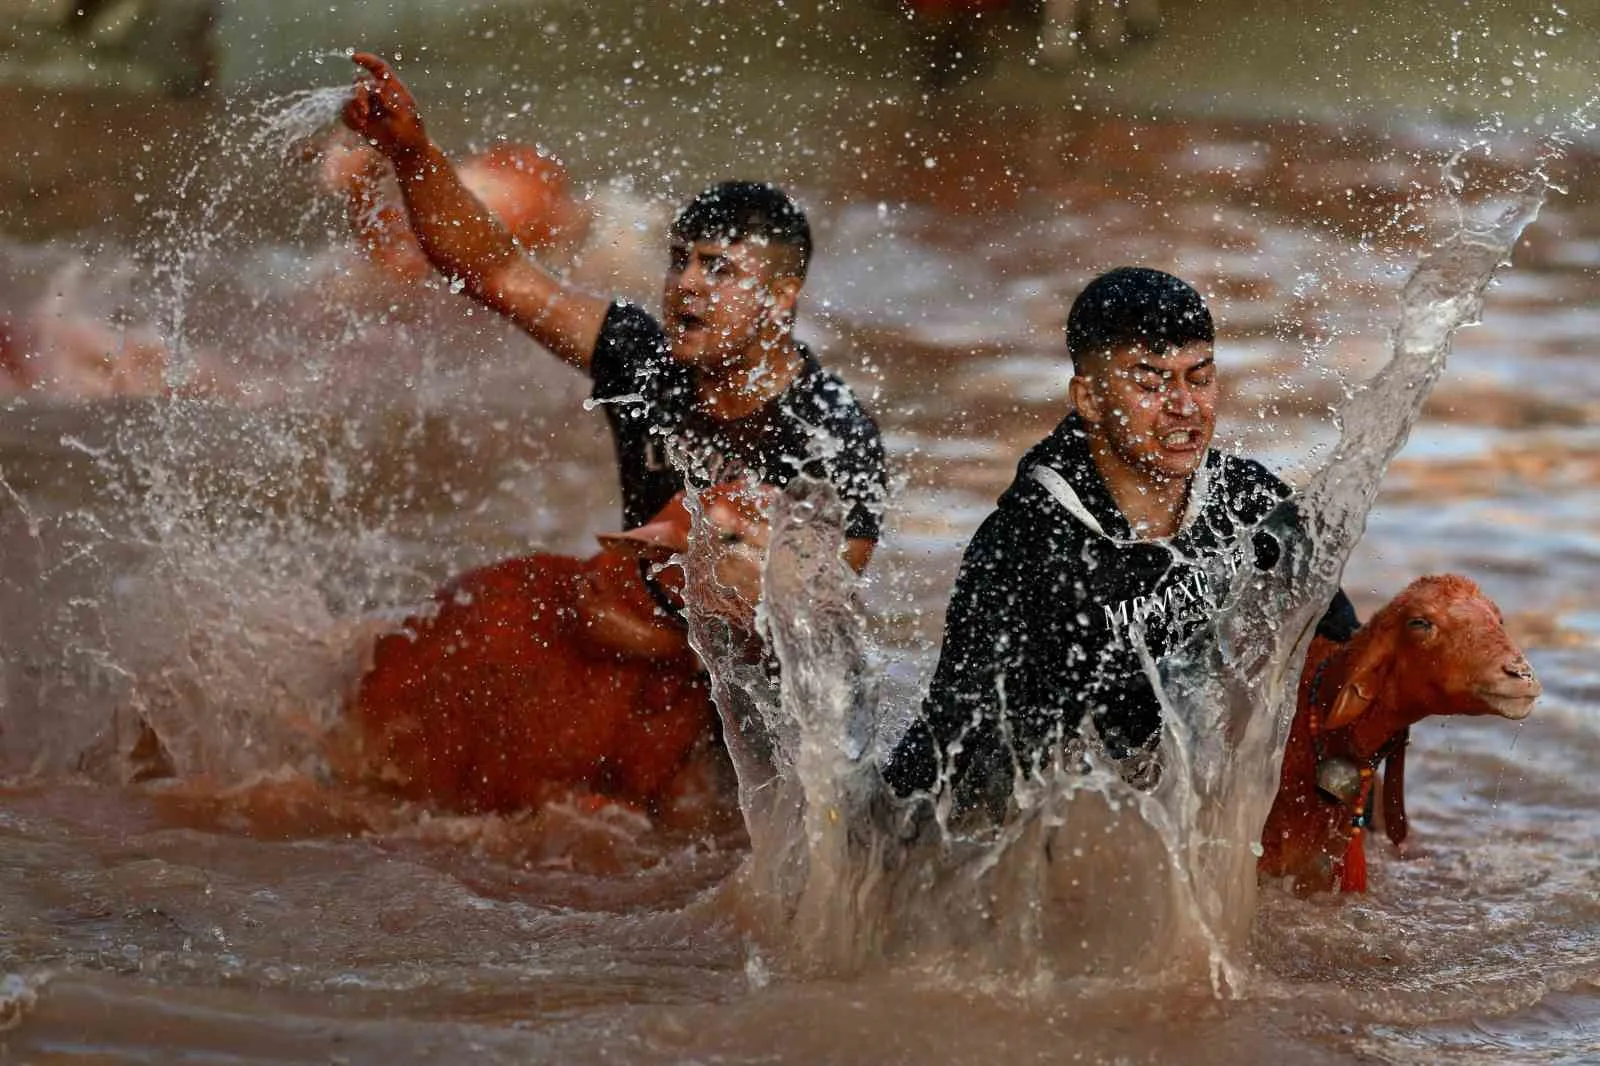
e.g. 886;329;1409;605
1066;267;1214;371
670;181;813;280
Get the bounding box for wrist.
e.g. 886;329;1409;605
386;138;434;178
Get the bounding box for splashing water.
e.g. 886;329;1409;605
1153;113;1593;990
0;76;608;789
1152;173;1553;993
146;84;352;386
0;11;1597;1058
678;475;899;969
0;85;413;785
0;73;1579;1007
682;135;1572;989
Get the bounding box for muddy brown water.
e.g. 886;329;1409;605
1;3;1599;1063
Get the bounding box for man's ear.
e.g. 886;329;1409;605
765;274;802;326
1069;374;1101;424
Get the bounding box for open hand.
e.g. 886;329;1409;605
704;486;775;553
343;52;430;161
700;484;777;630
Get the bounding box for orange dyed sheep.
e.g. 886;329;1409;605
316;136;587;287
339;490;736;817
1259;574;1541;895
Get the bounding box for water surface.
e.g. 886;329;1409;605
1;3;1598;1062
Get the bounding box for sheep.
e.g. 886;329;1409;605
1258;574;1541;895
335;488;756;821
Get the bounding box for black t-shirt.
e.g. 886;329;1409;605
588;301;887;540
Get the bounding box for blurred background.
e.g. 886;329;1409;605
0;2;1597;1064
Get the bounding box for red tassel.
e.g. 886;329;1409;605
1340;826;1369;893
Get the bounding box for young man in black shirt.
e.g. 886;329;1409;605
340;54;886;616
885;267;1357;824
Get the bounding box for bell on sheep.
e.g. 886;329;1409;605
1315;756;1364;805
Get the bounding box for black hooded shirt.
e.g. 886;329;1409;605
884;412;1358;820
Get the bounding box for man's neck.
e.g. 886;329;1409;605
694;335;806;421
1084;432;1192;540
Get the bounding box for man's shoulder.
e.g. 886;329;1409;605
595;300;665;350
783;357;887;481
788;356;880;431
590;301;685;401
967;476;1086;564
1212;452;1291;501
994;423;1088;520
941;493;1091;634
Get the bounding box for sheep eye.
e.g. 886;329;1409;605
1407;617;1434;632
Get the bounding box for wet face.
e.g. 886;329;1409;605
661;237;798;374
1074;340;1218;483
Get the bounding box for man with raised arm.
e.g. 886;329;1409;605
884;267;1358;825
340;53;886;615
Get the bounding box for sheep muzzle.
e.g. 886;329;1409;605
1471;655;1541;720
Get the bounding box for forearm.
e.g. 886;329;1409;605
905;680;1016;821
886;681;1007;797
343;53;605;365
389;141;604;366
388;142;526;293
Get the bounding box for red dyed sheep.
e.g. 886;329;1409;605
315;135;588;287
338;489;749;817
1259;574;1541;895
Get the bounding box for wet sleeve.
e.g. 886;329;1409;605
1317;587;1361;642
1238;459;1362;642
884;508;1075;820
1080;639;1165;763
805;377;888;542
588;301;668;399
834;417;887;542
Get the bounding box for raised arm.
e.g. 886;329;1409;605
342;52;609;371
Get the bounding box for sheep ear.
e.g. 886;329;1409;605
1324;632;1393;730
1381;733;1409;846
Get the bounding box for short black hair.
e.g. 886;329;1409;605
1066;267;1214;370
670;181;813;280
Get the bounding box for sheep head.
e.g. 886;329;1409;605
1325;574;1541;735
1261;574;1540;891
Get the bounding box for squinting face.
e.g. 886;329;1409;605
661;238;792;373
1081;340;1218;482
